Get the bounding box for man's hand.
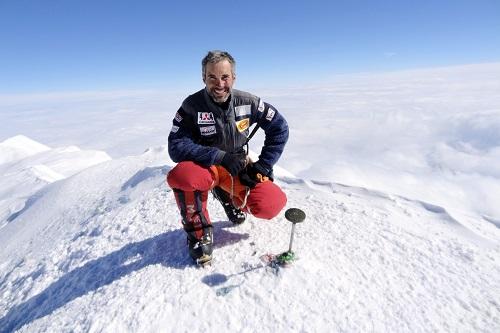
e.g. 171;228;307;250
220;152;247;176
239;162;269;189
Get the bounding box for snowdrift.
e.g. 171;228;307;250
0;135;111;229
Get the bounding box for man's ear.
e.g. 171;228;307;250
202;74;206;84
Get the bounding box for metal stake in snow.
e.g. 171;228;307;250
277;208;306;264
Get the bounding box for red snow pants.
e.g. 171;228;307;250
166;161;287;238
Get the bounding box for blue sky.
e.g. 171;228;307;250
1;0;499;93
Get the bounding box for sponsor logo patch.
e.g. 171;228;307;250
266;108;276;121
200;125;216;136
174;112;182;122
258;99;265;112
198;112;215;124
171;125;179;133
235;105;252;117
236;118;250;132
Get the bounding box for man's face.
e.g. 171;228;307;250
203;59;235;103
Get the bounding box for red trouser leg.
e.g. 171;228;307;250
167;161;216;240
214;165;287;220
171;189;210;240
243;181;287;219
167;161;287;228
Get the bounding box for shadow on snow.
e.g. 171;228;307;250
0;221;247;333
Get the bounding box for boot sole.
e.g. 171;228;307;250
196;254;212;267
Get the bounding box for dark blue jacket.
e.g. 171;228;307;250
168;88;288;176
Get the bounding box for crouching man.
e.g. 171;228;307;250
166;50;289;265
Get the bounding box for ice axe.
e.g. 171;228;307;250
277;208;306;264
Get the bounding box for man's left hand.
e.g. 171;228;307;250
239;162;269;189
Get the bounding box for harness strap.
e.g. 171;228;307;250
194;190;210;228
244;103;270;146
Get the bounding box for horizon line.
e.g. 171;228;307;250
1;61;499;100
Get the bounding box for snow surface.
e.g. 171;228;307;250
0;64;499;332
0;136;111;229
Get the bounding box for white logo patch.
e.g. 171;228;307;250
200;125;216;136
175;112;182;122
235;105;251;117
258;99;265;112
198;112;215;124
266;109;276;121
171;125;179;133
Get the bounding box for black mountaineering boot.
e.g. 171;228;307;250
212;186;246;224
187;227;213;266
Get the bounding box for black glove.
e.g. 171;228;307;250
220;152;246;176
239;162;268;189
239;171;258;189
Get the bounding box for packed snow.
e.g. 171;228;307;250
0;135;111;229
0;63;499;332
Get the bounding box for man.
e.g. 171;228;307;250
167;50;289;265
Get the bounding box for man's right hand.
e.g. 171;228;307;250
220;152;247;176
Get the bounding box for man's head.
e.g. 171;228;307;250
202;50;236;103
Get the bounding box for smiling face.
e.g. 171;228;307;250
203;59;235;103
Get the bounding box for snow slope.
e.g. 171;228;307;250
0;143;498;332
0;136;111;229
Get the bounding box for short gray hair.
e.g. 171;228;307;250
202;50;236;77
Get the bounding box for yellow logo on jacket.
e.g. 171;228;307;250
236;118;250;132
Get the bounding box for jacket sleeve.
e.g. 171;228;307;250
168;107;225;166
252;100;289;174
